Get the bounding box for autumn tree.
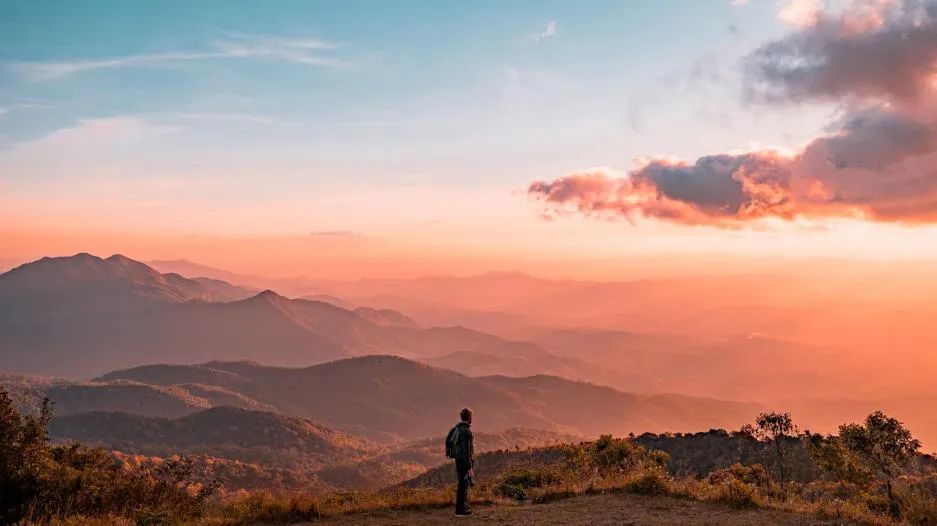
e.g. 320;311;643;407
805;432;873;488
741;412;797;484
839;411;921;518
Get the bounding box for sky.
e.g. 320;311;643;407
3;0;937;278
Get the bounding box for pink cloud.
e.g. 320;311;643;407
531;0;937;226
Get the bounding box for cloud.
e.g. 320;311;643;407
777;0;822;27
0;100;50;118
531;103;937;225
528;20;558;43
308;230;363;238
529;156;796;227
747;0;933;103
530;0;937;226
11;33;347;81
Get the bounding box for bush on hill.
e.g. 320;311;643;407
0;387;217;524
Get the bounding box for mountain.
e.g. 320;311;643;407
353;307;420;329
478;374;759;438
99;356;559;441
41;378;279;418
47;407;579;491
146;259;254;287
0;254;580;379
46;381;212;418
190;277;257;302
318;428;581;489
97;356;758;442
49;406;377;473
0;253;212;309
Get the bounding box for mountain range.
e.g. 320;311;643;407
2;356;758;443
0;254;535;377
0;254;652;390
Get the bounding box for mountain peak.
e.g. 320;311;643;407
0;252;209;304
249;289;289;303
106;254;137;265
257;289;282;298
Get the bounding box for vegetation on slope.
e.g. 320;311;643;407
5;381;937;525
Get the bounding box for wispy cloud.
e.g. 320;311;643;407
528;20;557;43
308;230;363;238
0;100;50;117
160;112;295;128
11;33;349;81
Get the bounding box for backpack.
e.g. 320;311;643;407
445;425;461;459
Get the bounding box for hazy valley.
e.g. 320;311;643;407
2;252;936;525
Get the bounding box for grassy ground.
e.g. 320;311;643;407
306;493;860;526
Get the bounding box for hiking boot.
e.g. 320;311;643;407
455;510;473;517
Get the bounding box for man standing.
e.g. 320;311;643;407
445;407;475;517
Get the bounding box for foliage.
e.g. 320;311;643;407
634;428;818;483
7;395;937;526
839;411;921;518
495;468;564;500
218;491;320;524
0;386;217;524
707;463;771;487
896;474;937;526
584;434;669;476
740;412;797;483
624;468;671;496
805;432;874;488
713;478;762;509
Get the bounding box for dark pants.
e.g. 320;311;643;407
455;459;470;514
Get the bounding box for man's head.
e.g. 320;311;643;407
460;407;473;424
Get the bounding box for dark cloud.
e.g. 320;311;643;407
530;0;937;226
745;1;937;104
813;106;937;170
529;154;796;226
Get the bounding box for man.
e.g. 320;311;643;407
446;407;475;517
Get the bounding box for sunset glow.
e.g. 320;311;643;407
2;3;937;519
4;1;937;279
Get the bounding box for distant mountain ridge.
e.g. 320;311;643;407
49;406;377;473
95;355;759;442
0;253;570;378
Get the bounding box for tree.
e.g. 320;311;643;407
839;411;921;518
0;385;217;523
741;412;797;484
0;387;53;524
805;432;873;488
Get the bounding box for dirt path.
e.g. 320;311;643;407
310;493;857;525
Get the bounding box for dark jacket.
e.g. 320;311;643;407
454;421;474;468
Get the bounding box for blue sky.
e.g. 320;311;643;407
1;0;820;174
10;0;921;277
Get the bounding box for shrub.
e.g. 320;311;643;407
707;463;770;487
897;477;937;526
495;468;563;500
220;491;320;524
713;479;762;509
0;387;216;524
585;435;669;476
502;469;563;489
625;469;671;496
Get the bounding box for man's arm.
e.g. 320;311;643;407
466;428;474;469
